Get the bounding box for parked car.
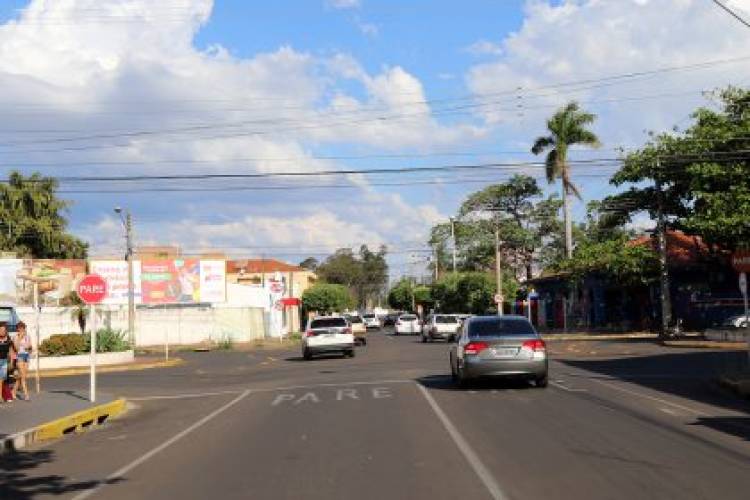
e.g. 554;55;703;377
449;315;548;388
344;314;367;345
382;313;399;327
363;313;381;329
421;314;461;342
395;314;421;335
723;314;749;328
302;316;355;360
0;304;20;333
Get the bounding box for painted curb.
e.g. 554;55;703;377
1;398;127;455
542;334;658;341
662;341;747;349
38;357;184;378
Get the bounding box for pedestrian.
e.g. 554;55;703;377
0;322;16;403
12;321;32;401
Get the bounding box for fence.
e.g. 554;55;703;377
16;304;267;347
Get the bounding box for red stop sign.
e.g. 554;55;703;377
77;274;108;304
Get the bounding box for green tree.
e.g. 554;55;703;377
387;278;414;311
316;245;388;308
532;102;600;258
301;284;354;314
431;272;518;314
610;87;750;251
0;171;87;258
298;257;319;271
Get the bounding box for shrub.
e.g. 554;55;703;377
216;334;234;351
85;328;131;353
40;333;87;356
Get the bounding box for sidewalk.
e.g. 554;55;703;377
1;391;126;454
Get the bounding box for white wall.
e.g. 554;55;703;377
17;304;267;347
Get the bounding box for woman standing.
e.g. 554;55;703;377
12;321;32;401
0;322;15;403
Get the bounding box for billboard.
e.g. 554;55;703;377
89;260;143;305
0;259;86;305
140;259;225;304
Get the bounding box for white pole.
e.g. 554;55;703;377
742;272;749;364
33;282;40;394
89;305;97;403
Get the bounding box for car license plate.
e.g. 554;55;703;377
491;347;518;358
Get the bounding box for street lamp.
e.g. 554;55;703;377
449;217;457;273
114;207;135;346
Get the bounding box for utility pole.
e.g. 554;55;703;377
125;212;135;347
495;228;504;316
433;246;439;282
450;217;457;273
655;158;672;337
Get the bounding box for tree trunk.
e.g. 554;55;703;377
563;183;573;259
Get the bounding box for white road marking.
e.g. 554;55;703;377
550;381;587;392
591;378;705;416
336;388;359;400
128;379;413;401
71;389;252;500
416;383;508;500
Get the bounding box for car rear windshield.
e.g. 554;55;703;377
435;315;457;323
401;315;417;321
363;314;375;318
310;318;347;329
348;316;363;323
468;318;536;337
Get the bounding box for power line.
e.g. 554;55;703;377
711;0;750;29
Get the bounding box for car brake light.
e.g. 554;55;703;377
344;327;352;335
305;330;315;337
464;341;488;355
522;339;546;352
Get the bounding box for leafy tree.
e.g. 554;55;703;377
301;284;354;314
0;171;87;258
531;102;600;258
315;245;388;308
610;87;750;251
431;272;518;314
298;257;319;271
387;278;414;311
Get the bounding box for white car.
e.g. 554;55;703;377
302;316;355;360
421;314;461;342
395;314;421;335
363;313;381;329
723;315;749;328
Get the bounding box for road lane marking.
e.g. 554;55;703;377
130;390;244;401
550;381;587;392
416;383;508;500
591;378;705;416
71;389;252;500
271;387;396;406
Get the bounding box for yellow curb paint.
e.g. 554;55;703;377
34;398;127;442
36;358;184;378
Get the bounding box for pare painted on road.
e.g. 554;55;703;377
271;387;394;406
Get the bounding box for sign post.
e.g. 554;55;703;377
77;274;108;403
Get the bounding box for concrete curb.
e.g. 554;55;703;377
717;376;750;399
1;398;127;455
662;341;747;349
38;357;184;378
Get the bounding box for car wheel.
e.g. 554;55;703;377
450;355;458;381
448;335;455;343
421;335;427;343
535;375;548;388
456;364;470;389
347;349;356;358
303;349;313;361
362;338;367;346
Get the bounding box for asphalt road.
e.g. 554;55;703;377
2;330;750;500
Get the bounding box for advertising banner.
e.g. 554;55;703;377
0;259;23;303
0;258;86;304
89;260;143;305
199;260;226;303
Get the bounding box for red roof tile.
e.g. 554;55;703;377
629;230;712;266
226;259;304;274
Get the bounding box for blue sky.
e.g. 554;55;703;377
1;0;749;279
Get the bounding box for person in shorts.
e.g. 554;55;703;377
0;322;16;403
12;321;32;401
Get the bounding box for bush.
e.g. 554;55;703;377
40;329;131;356
302;284;354;314
87;328;131;353
40;333;87;356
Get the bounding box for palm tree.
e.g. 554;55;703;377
531;101;600;258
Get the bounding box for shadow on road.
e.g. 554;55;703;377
417;374;536;392
0;449;123;499
560;349;750;416
284;354;349;362
690;417;750;441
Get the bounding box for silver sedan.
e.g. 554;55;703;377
449;315;548;388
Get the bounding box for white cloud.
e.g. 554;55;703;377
465;0;750;147
356;20;379;37
0;0;481;265
326;0;361;10
465;40;503;57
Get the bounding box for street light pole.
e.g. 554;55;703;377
495;228;504;317
115;207;135;347
654;159;672;337
450;217;457;273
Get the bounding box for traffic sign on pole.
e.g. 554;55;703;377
77;275;107;403
77;274;108;304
